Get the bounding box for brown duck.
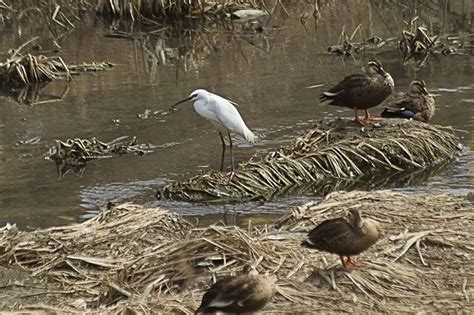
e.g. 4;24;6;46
301;209;381;269
380;80;435;123
320;60;395;126
195;266;277;314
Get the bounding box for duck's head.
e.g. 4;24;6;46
366;60;387;76
409;80;429;95
172;89;209;109
347;209;363;228
243;264;259;276
348;209;382;232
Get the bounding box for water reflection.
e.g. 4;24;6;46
0;1;472;229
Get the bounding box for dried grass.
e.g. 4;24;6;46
0;38;113;88
162;119;462;202
95;0;265;19
0;190;472;313
44;136;156;177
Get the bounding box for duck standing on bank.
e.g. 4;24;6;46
172;89;256;172
320;60;395;126
195;266;277;314
381;80;435;123
301;209;382;270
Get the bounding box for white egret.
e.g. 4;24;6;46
172;89;256;171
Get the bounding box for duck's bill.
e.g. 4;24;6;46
377;67;387;75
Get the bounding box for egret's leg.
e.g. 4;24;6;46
219;132;226;172
228;132;234;172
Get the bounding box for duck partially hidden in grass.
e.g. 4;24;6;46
320;60;395;126
301;209;381;270
381;80;435;123
195;266;277;314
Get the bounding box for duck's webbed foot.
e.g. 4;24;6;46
344;257;363;270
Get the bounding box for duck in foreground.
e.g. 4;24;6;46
380;80;435;123
172;89;256;172
301;209;381;270
320;60;395;126
195;266;277;314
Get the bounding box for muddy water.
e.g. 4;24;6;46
0;2;473;229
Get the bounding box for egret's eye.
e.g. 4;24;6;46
190;94;197;99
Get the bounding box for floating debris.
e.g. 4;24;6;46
161;119;462;202
327;24;364;56
44;136;156;177
400;22;438;56
136;108;172;120
16;136;41;146
230;9;268;20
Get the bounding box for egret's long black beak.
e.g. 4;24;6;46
171;96;193;111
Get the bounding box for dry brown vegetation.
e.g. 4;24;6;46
45;136;156;177
0;37;113;89
0;190;472;313
162;119;462;202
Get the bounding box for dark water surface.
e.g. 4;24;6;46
0;2;473;229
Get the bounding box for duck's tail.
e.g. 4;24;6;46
301;239;316;248
380;107;415;119
319;91;342;106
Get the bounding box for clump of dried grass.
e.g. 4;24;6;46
0;203;192;306
161;119;462;202
95;0;265;19
0;38;113;88
44;136;155;177
1;191;472;313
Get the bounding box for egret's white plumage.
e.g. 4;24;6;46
173;89;256;171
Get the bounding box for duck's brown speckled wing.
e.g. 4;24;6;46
303;218;356;252
382;92;434;122
320;74;371;107
393;93;424;112
196;276;254;313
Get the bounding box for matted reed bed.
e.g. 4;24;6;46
95;0;265;19
161;119;462;202
0;190;472;313
0;38;113;88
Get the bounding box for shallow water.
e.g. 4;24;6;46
0;1;473;229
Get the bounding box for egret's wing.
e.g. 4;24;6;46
208;94;250;134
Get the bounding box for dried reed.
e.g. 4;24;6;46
44;136;155;177
0;38;114;88
1;191;472;313
161;119;462;202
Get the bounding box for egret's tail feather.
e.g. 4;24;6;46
244;129;257;144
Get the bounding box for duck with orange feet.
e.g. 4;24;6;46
301;209;382;270
320;60;395;126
